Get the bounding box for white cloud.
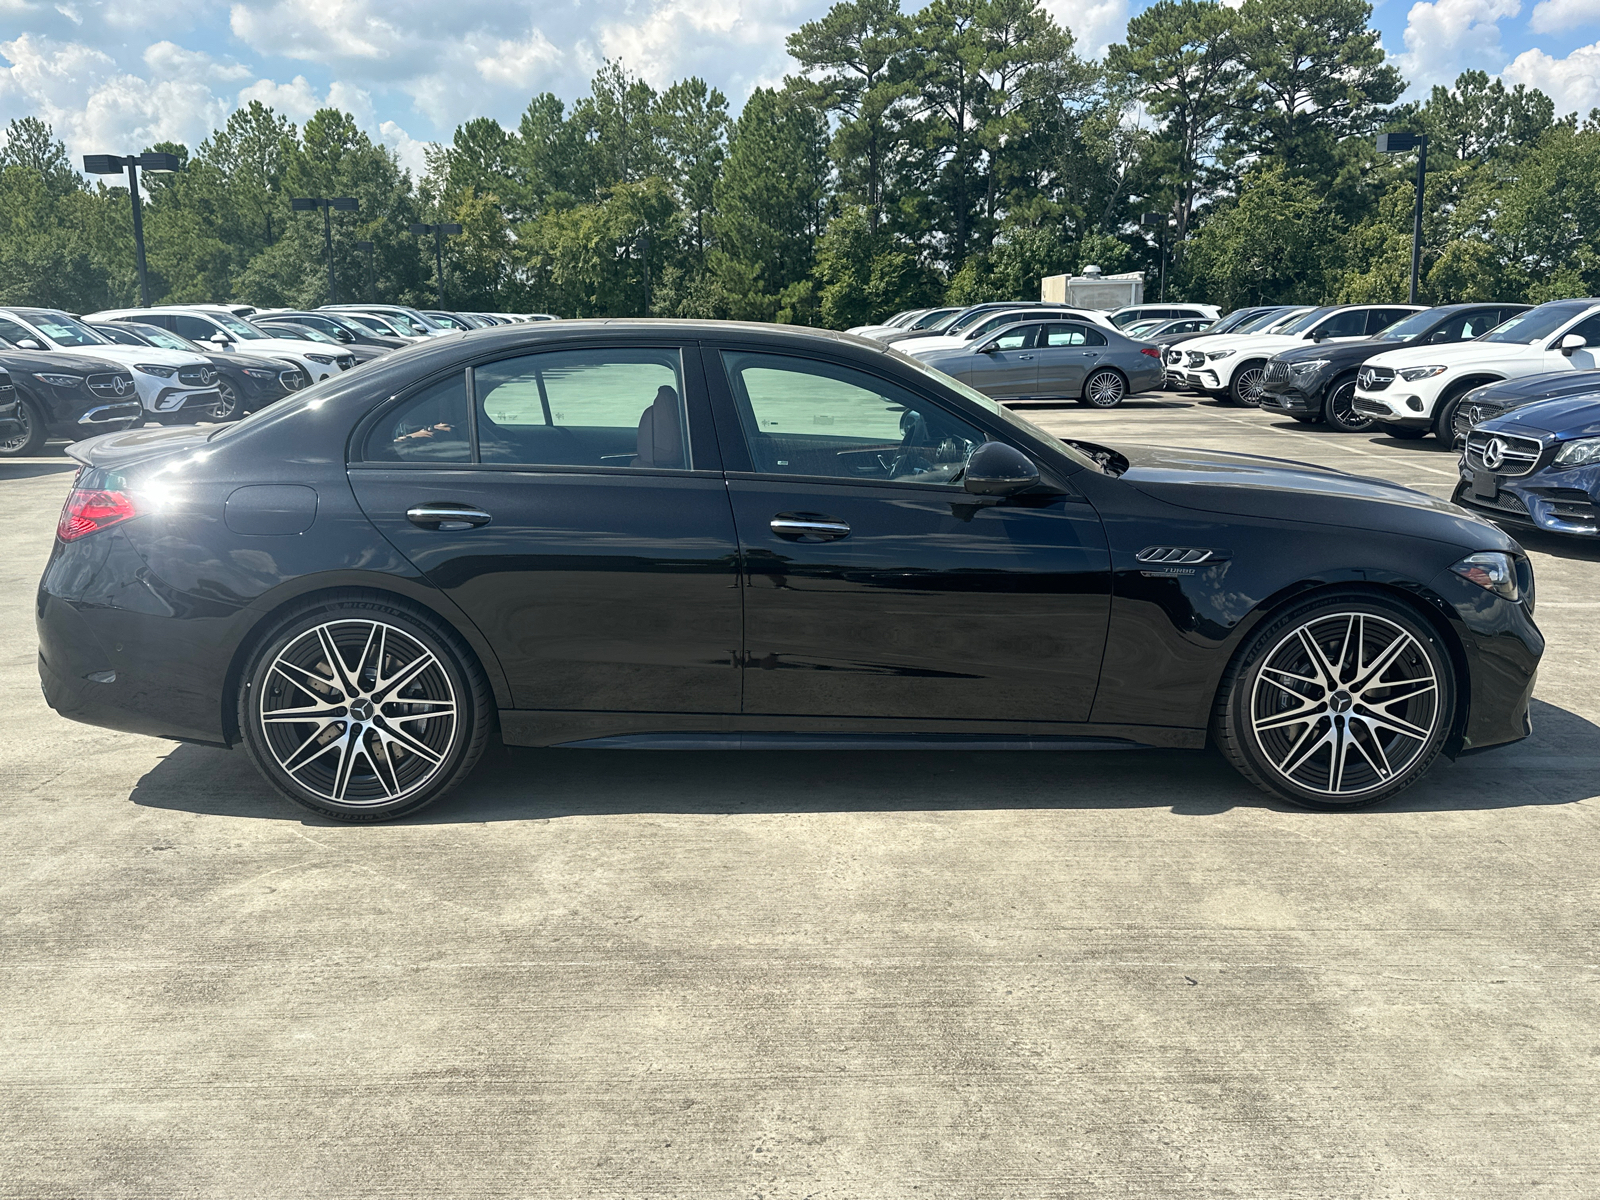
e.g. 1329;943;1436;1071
379;118;432;177
1502;41;1600;114
473;29;561;88
143;40;252;85
1527;0;1600;32
1395;0;1521;93
1041;0;1130;57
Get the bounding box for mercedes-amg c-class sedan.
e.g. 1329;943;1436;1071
37;322;1542;820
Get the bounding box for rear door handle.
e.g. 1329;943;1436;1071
407;503;492;531
770;513;851;542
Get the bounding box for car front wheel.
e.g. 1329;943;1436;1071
0;398;47;457
238;595;493;821
213;380;243;422
1229;363;1267;406
1213;594;1456;810
1323;378;1373;432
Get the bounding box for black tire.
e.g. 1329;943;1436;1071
1083;368;1127;408
1323;377;1374;433
1213;592;1456;810
213;380;243;422
237;593;493;821
0;398;47;457
1229;362;1268;406
1432;387;1472;442
1383;425;1429;440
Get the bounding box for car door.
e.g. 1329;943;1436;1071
1033;323;1107;398
346;342;743;717
708;346;1111;723
967;323;1040;399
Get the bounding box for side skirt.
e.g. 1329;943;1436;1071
500;709;1206;751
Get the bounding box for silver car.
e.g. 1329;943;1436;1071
911;318;1165;406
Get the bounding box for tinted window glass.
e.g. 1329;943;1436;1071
364;373;472;463
1483;303;1592;344
990;325;1036;350
474;348;687;469
1312;310;1369;339
723;351;987;484
174;315;221;342
0;316;31;345
1365;308;1414;334
1043;323;1107;347
93;325;144;345
1564;314;1600;346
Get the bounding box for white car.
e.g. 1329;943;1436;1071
904;306;1116;357
1172;304;1422;404
0;307;221;422
1354;298;1600;439
1108;302;1220;330
90;307;355;383
847;309;924;337
324;305;450;340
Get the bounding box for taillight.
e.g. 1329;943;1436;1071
57;488;140;542
1140;346;1162;358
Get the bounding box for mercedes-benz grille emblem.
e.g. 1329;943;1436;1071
203;368;216;385
1357;368;1372;387
1482;437;1508;470
113;376;128;394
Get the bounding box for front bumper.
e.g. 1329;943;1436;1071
0;397;19;438
1354;387;1435;424
75;400;146;430
154;388;223;417
1429;565;1543;754
1452;460;1600;539
1259;384;1319;414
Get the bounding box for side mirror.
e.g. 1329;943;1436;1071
979;341;1001;354
963;442;1039;497
210;331;233;346
335;328;354;342
16;338;43;350
1560;333;1588;355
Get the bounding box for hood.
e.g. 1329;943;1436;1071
1465;369;1600;407
208;351;295;372
1113;443;1513;549
1486;394;1600;439
217;337;331;359
905;336;972;356
54;344;210;369
1366;340;1527;368
1274;337;1394;365
0;347;135;375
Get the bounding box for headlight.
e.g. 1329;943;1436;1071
1553;437;1600;468
1450;551;1519;601
1207;350;1235;361
1289;359;1330;376
33;372;83;388
134;363;176;377
305;353;336;364
1399;365;1447;380
242;368;278;379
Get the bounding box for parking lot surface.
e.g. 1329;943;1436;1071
4;395;1599;1199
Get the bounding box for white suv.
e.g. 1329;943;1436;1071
89;307;354;383
1173;304;1422;404
0;307;220;422
1354;299;1600;439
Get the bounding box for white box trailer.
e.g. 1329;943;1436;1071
1041;268;1144;311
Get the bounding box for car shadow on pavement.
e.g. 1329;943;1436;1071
0;460;78;479
129;698;1599;825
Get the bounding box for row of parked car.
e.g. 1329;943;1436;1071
0;303;556;456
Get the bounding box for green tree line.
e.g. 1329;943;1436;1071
2;0;1597;324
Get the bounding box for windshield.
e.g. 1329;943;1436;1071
1212;308;1263;334
206;312;269;340
293;325;340;343
908;308;958;330
945;307;1016;335
1373;309;1448;341
341;313;392;335
26;312;109;347
1277;307;1333;336
1481;302;1592;344
92;325;145;346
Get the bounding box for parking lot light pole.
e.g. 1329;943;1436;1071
292;197;359;303
1140;212;1170;302
355;240;375;301
82;152;182;307
409;222;463;309
1376;132;1430;304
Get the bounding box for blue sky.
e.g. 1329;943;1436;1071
2;0;1597;179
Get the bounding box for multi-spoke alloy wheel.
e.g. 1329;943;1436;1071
1215;596;1455;809
1230;364;1266;406
239;597;491;820
1084;369;1126;408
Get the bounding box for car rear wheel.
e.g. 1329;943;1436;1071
0;398;47;457
1083;369;1127;408
1213;594;1455;810
1229;363;1267;406
1323;378;1373;432
238;595;493;821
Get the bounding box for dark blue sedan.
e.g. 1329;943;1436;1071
1453;394;1600;536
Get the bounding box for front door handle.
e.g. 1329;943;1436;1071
407;503;492;531
770;513;851;542
1016;354;1035;361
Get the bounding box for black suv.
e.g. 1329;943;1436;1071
1447;368;1600;445
1260;303;1528;432
0;345;142;457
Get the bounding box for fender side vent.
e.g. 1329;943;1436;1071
1137;546;1215;565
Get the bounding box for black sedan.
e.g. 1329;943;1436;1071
38;321;1542;821
89;321;307;421
0;344;142;456
1448;368;1600;445
1260;303;1529;432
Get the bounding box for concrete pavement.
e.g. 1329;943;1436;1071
2;397;1598;1199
